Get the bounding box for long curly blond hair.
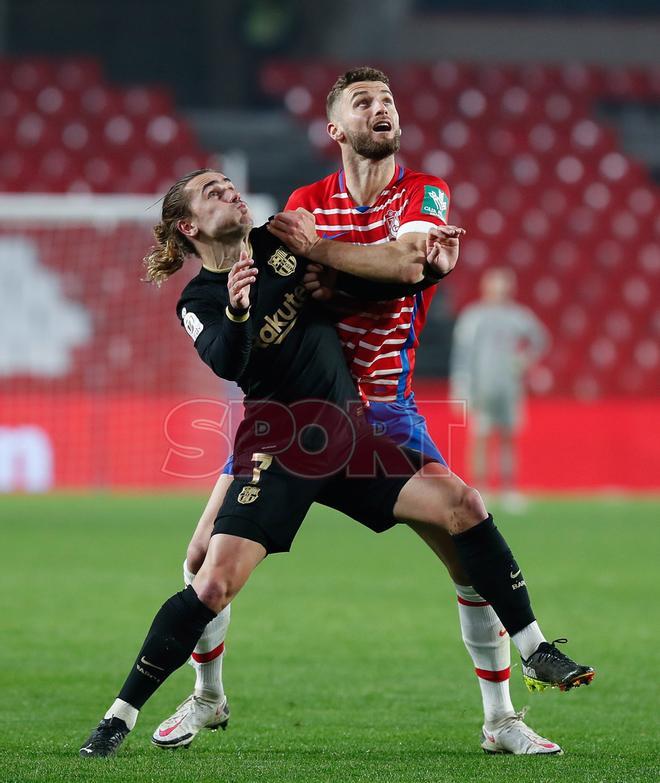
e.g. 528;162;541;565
143;168;213;286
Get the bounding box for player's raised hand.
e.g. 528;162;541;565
426;225;466;278
227;250;257;311
303;263;337;301
267;208;320;257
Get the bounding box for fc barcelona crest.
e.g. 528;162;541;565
268;247;297;276
237;485;260;504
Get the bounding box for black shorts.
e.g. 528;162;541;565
213;431;431;554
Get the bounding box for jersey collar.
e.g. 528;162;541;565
338;163;404;211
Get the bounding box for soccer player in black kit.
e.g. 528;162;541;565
80;170;594;757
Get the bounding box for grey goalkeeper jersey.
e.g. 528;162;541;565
450;302;549;400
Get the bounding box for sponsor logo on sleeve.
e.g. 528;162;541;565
421;185;449;222
181;308;204;341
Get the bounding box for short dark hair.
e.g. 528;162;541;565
326;66;390;119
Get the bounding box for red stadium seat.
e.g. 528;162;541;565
10;58;56;93
307;118;333;153
637;243;660;277
601;66;648;100
485;125;522;158
0;87;32;120
80;86;128;117
122;87;173;117
543;92;583;127
389;64;429;95
14;112;61;151
627;186;657;217
143;115;190;149
498;86;533;124
34;86;79;119
60;119;96;155
54;58;102;91
559;62;603;95
429;61;465;93
456;87;488;120
420;149;455;181
400;123;434;155
411;90;448;122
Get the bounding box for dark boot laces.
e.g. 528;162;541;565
97;717;128;746
536;638;570;663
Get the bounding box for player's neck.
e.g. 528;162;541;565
342;154;396;207
200;237;249;273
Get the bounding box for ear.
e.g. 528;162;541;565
177;218;198;239
327;120;345;144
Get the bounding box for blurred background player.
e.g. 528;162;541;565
451;268;549;512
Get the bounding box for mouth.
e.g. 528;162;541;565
372;120;393;133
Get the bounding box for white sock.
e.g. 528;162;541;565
104;698;138;731
511;621;545;661
455;583;515;726
183;559;230;702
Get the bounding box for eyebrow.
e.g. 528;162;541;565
201;177;231;194
350;89;393;101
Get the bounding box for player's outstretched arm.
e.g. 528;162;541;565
425;225;466;279
302;224;465;301
267;209;441;285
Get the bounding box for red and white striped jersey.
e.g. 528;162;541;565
285;164;450;402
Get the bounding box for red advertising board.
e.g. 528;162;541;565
1;388;658;492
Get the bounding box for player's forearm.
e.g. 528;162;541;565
307;239;426;284
334;272;436;301
199;310;253;381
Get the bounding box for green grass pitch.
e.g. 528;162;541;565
1;494;658;783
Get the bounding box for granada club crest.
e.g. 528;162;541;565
385;208;401;239
268;247;297;276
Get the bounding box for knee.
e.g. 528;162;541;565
461;485;487;520
194;571;240;614
452;485;487;533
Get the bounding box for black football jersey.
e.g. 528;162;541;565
177;225;362;409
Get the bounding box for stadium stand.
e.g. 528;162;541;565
0;56;219;194
260;60;660;398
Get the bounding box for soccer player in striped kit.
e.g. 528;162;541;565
155;67;565;755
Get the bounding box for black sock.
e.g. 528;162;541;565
452;515;535;635
117;585;216;710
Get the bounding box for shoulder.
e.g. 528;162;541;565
396;168;451;232
513;303;541;323
176;269;225;319
248;224;280;261
285;171;341;210
456;303;484;323
249;224;305;279
401;168;450;198
177;272;205;312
